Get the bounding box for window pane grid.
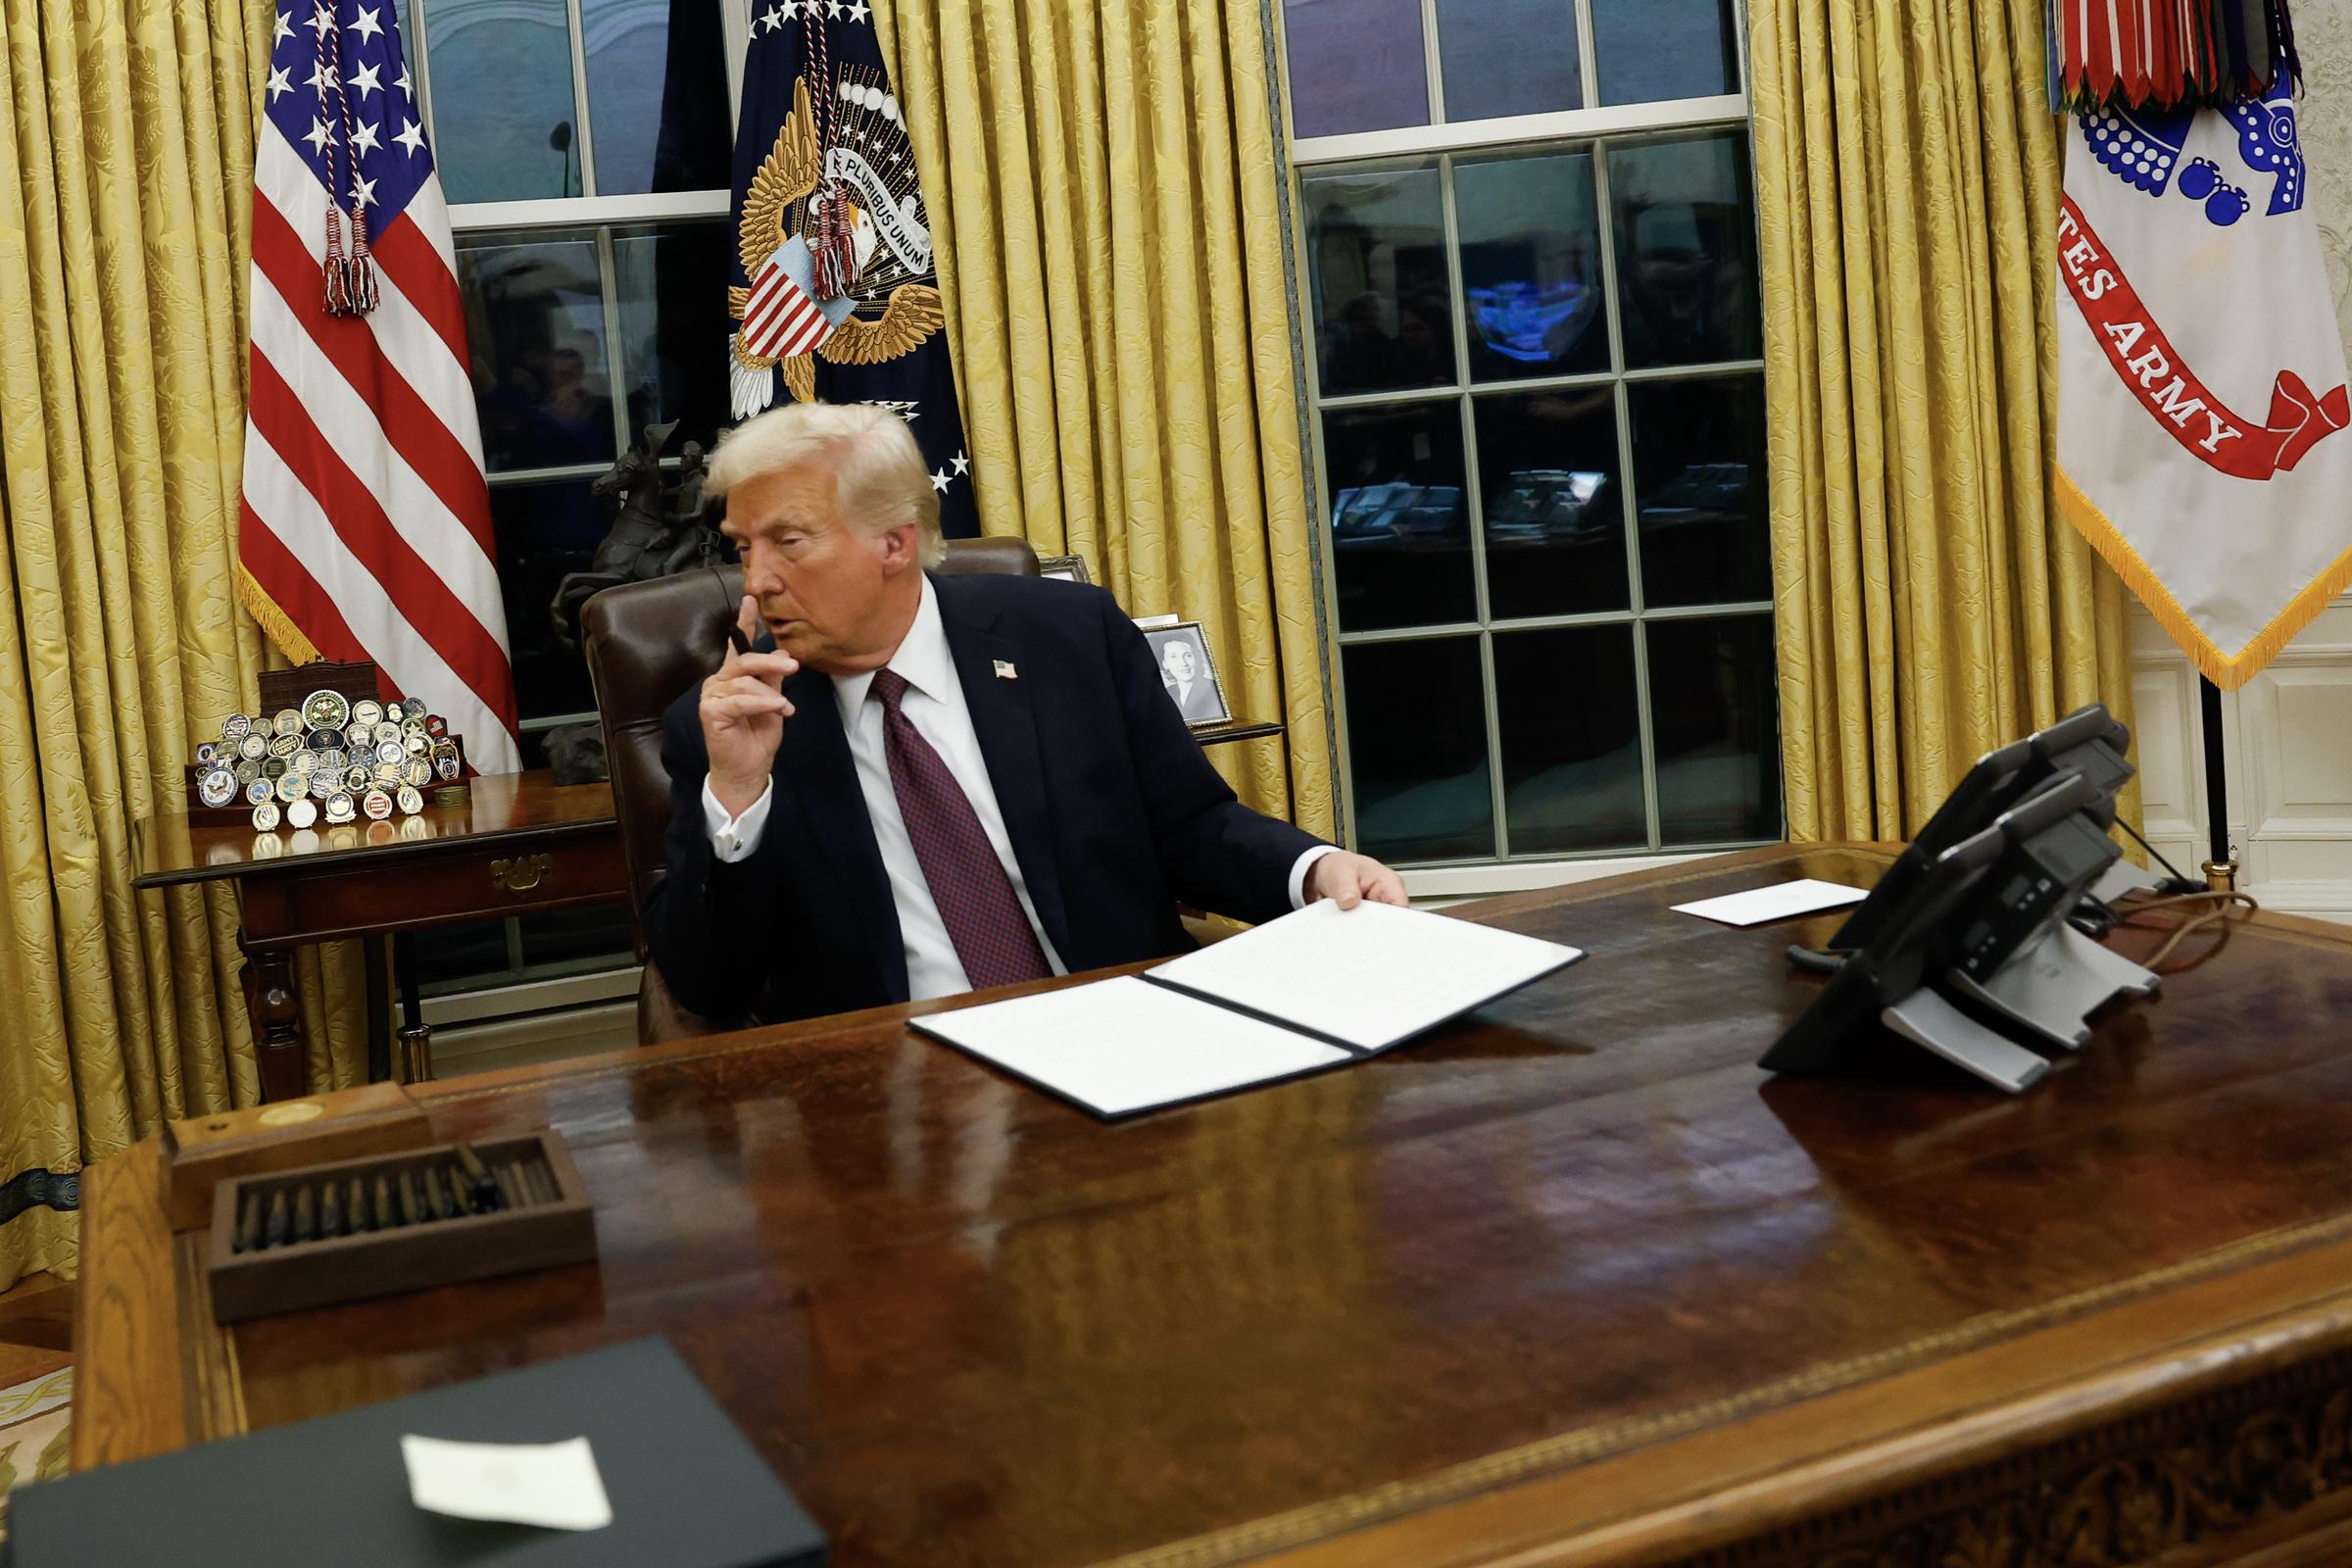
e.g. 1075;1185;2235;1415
1300;105;1777;865
1284;1;1743;141
397;4;743;994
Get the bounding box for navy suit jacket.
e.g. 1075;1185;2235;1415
645;572;1326;1024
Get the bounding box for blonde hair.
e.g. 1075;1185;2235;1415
707;401;945;567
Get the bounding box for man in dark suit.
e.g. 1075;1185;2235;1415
646;402;1404;1025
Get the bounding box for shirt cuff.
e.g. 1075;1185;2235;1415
703;778;774;863
1289;844;1342;910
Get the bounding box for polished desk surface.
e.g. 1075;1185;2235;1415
128;770;616;889
74;846;2352;1566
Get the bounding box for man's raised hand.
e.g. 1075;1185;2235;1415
702;594;797;816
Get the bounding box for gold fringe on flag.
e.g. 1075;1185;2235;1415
2054;466;2352;690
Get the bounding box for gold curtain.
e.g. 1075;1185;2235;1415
1749;0;2139;839
872;0;1334;837
0;0;366;1294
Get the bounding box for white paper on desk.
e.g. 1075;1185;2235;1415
401;1434;614;1532
911;975;1350;1116
1146;899;1584;1054
1670;878;1868;927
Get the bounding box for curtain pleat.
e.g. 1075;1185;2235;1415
0;0;367;1294
874;0;1335;835
1751;0;2139;840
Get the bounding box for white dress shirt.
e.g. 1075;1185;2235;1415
705;576;1338;1000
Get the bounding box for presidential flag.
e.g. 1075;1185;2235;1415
238;0;521;773
2054;66;2352;689
728;0;979;538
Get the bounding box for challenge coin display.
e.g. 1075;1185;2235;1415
188;690;466;830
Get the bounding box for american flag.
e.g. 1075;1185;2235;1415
239;0;520;773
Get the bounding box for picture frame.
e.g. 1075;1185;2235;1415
1142;620;1231;730
1038;554;1093;585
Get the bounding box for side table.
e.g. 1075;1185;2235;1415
130;771;625;1102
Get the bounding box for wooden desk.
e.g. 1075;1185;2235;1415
130;771;624;1103
71;845;2352;1566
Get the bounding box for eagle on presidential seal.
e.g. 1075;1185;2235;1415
729;69;944;414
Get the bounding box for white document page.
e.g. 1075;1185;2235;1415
910;975;1351;1117
1145;899;1583;1054
401;1434;614;1532
1670;878;1868;927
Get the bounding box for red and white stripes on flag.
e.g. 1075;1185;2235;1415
739;232;849;361
238;24;519;773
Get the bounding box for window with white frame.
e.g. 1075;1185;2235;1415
398;0;745;991
1281;0;1783;871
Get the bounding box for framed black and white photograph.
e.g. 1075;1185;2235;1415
1038;554;1093;584
1144;621;1230;729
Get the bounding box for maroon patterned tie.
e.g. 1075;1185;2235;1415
869;668;1053;989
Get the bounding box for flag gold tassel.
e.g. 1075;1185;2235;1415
236;566;324;666
2055;466;2352;691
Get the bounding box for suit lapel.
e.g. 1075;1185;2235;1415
777;671;908;1002
937;581;1074;964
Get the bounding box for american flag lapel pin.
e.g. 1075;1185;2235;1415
994;660;1018;680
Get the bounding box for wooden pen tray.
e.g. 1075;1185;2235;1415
206;1132;596;1324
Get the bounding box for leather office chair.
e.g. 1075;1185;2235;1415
582;536;1043;1045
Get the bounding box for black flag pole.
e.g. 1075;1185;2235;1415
2199;675;2236;890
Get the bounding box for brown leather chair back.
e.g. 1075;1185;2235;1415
580;536;1042;957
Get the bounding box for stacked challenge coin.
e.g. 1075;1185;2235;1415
192;690;464;832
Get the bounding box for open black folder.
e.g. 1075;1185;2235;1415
6;1338;823;1568
911;900;1585;1117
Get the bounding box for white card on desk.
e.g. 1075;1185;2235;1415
1670;878;1868;927
401;1434;614;1532
911;975;1350;1117
1146;899;1584;1054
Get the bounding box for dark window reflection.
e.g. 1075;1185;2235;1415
1592;0;1740;106
427;0;580;203
1303;167;1455;398
1609;133;1761;369
1343;637;1494;862
582;0;732;195
1647;613;1782;844
1456;150;1606;382
457;233;617;471
1437;0;1581;122
414;918;514;989
1283;0;1431;139
614;223;731;453
1323;402;1474;631
1630;374;1769;607
1494;624;1644;855
490;480;605;722
1475;388;1628;618
519;905;635;969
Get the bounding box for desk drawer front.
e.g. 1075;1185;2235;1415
243;838;627;941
